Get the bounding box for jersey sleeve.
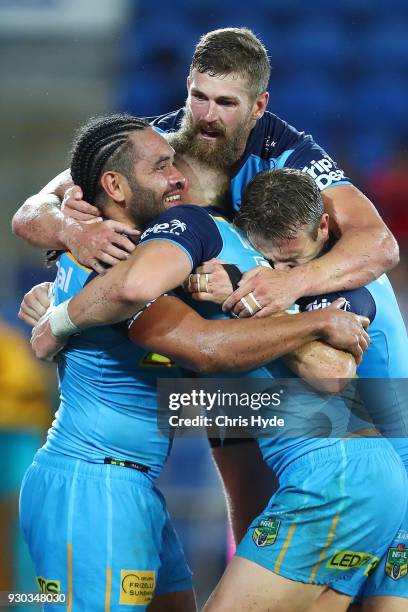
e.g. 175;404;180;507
285;136;351;191
297;287;376;323
139;205;223;269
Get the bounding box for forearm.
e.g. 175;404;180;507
66;241;193;330
283;341;356;393
11;193;70;249
292;226;398;297
12;169;74;248
139;309;329;374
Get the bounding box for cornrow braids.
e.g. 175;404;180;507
70;113;149;205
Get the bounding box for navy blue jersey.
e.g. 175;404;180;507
150;109;351;212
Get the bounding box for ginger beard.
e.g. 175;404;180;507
173;107;253;170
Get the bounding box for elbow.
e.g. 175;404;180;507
11;208;28;239
385;231;400;270
376;227;400;272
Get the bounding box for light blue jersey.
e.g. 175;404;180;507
46;252;185;480
19;252;192;611
139;204;408;595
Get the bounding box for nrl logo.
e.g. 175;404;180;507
386;543;408;580
252;517;280;547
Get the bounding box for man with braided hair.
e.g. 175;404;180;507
20;114;373;611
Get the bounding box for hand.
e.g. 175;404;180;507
320;299;370;365
30;311;67;361
184;259;232;304
18;282;52;327
61;218;140;274
222;266;301;318
61;186;102;222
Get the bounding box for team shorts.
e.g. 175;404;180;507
236;438;407;596
352;460;408;601
19;449;192;611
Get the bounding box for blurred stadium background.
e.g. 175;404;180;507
1;0;407;607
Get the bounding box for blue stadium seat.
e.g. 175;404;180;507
284;19;350;71
272;73;341;132
349;77;408;133
355;19;408;75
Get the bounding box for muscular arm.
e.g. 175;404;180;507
129;296;339;374
292;184;399;295
225;184;399;316
11;169;74;249
283;342;356;394
67;241;193;327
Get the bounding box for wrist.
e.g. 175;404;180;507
289;265;311;299
57;216;82;251
49;299;79;338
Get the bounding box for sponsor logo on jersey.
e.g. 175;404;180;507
36;576;61;593
252;517;280;547
385;543;408;580
140;219;187;240
302;156;345;190
326;550;378;572
304;298;351;312
120;570;155;605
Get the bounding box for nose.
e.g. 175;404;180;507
169;167;187;192
203;100;218;123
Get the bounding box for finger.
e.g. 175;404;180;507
190;292;217;302
63;196;100;216
96;253;128;267
64;211;100;222
357;315;370;330
238;266;262;285
100;244;131;261
353;343;363;365
18;310;39;327
20;303;44;321
104;220;140;236
33;289;52;310
195;262;218;274
90;261;107;274
330;298;347;310
231;300;245;316
223;282;255;311
110;234;138;253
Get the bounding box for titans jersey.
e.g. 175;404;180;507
297;274;408;464
150;109;351;212
44;253;184;481
140;205;354;476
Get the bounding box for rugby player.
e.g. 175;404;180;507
23;116;407;612
227;167;408;612
12;28;398;310
12;27;401;556
19;115;371;612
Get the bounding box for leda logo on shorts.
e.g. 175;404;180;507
386;543;408;580
36;576;61;593
252;517;280;547
120;570;155;605
326;550;378;572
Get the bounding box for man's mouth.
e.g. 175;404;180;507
163;193;182;206
198;127;224;140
